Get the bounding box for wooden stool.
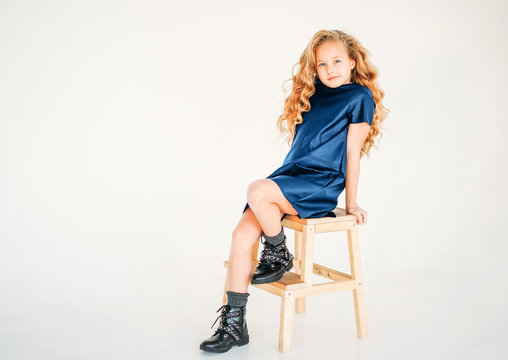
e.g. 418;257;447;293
222;206;368;352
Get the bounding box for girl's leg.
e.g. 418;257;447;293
246;179;298;236
228;179;298;293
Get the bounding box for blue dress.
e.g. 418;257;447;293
243;78;376;219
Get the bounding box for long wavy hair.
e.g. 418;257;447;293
276;30;388;158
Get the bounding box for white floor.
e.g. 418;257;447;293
1;258;506;360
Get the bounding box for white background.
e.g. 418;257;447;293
1;0;507;359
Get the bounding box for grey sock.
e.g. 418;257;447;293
226;291;250;307
262;225;285;245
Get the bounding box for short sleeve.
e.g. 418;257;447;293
347;89;376;126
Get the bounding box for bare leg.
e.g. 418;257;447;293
247;179;298;236
228;179;298;293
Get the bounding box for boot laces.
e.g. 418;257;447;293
259;237;293;267
210;304;242;341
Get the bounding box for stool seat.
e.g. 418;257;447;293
223;206;368;352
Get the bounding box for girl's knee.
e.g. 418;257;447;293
246;179;270;205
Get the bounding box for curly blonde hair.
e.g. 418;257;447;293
277;30;389;158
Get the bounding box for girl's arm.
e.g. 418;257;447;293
345;122;371;212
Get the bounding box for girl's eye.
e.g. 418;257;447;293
318;60;339;67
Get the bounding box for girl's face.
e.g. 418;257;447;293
315;40;355;88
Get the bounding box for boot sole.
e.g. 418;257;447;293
250;259;293;285
199;335;249;353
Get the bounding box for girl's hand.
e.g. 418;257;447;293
346;204;368;225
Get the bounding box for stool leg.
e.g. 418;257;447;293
279;290;294;352
222;266;229;306
252;236;260;262
294;230;306;313
301;224;315;282
347;224;368;338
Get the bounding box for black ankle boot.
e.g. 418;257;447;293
199;304;249;353
251;233;294;284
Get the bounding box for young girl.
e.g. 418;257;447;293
200;29;388;353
